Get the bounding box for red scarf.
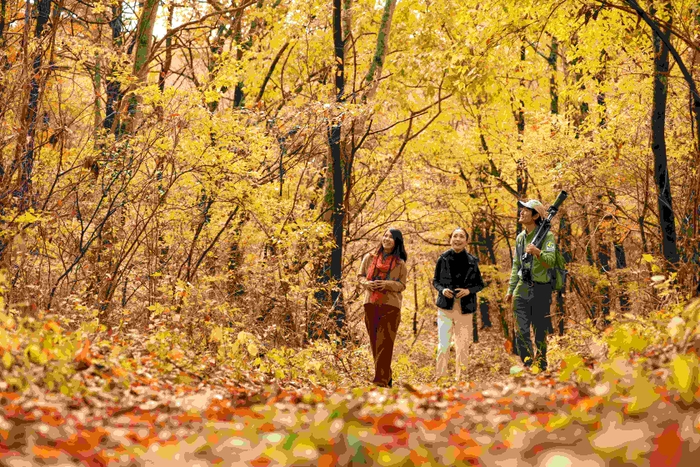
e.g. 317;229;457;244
366;253;397;303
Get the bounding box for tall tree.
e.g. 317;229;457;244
103;5;124;136
620;0;700;265
549;36;558;115
328;0;346;329
16;0;52;210
555;210;572;335
650;19;680;265
127;0;160;129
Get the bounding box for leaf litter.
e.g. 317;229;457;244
2;313;700;466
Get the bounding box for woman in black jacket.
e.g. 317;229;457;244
433;228;485;381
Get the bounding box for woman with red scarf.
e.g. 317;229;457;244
357;228;408;388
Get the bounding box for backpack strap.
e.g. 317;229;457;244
517;233;525;260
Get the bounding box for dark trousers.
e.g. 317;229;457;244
364;304;401;386
513;282;552;369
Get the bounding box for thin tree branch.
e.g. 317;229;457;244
256;42;291;103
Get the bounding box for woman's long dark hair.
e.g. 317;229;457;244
376;228;408;261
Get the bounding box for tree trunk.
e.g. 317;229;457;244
104;6;123;136
93;54;102;134
624;0;700;160
344;0;396;216
595;50;607;127
157;4;174;118
614;242;630;311
555;211;572;335
596;214;611;325
0;0;6;45
328;0;345;331
651;23;680;265
362;0;396;101
517;43;526;135
549;36;558;115
127;0;160;130
133;0;159;81
17;0;52;210
580;204;597;320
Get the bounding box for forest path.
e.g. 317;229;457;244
0;324;695;466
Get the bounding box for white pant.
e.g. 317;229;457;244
436;299;474;381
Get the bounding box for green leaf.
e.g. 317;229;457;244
626;373;660;414
210;327;223;343
2;351;12;369
670;355;693;392
668;354;699;402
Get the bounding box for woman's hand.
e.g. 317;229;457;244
454;288;470;298
442;288;454;299
365;280;386;291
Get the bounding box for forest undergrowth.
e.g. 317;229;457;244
1;273;700;466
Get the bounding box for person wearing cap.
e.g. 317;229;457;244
505;199;556;371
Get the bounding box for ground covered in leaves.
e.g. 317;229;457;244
2;303;700;466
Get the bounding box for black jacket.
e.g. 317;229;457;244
433;249;485;313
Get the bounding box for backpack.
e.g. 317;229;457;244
548;242;567;291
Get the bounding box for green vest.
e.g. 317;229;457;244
507;229;556;298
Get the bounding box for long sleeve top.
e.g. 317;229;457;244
432;249;485;313
357;253;408;310
507;229;557;298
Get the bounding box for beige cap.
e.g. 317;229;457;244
518;199;547;220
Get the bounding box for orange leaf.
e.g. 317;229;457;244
504;339;513;353
32;445;64;459
318;454;336;467
650;423;682;466
259;423;275;433
40;411;64;427
75;340;92;365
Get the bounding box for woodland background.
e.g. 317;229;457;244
1;0;700;465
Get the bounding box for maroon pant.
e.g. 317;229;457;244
364;304;401;386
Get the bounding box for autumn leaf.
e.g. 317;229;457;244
75;340;92;367
650;423;682;466
32;445;64;459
